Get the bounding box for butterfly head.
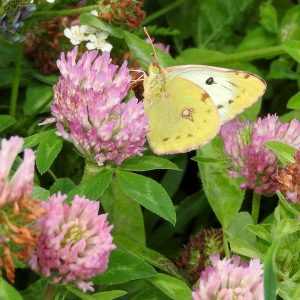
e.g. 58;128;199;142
144;62;168;100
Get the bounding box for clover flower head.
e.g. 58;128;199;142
220;115;300;194
28;193;115;292
0;136;43;283
50;46;148;166
192;254;264;300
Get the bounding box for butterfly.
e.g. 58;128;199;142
143;55;266;155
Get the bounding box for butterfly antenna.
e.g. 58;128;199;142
144;27;159;64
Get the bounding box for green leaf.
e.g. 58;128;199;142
119;156;180;171
147;274;192;300
280;5;300;42
80;13;124;38
36;131;63;174
228;236;262;259
160;154;187;198
149;191;209;247
94;249;156;284
131;287;170;300
101;176;145;244
32;186;49;200
50;178;75;195
191;155;225;164
278;280;300;300
116;170;176;225
283;40;300;64
67;287;126;300
68;169;113;201
21;280;47;300
268;58;299;80
197;136;245;229
227;212;257;247
264;242;278;300
114;235;185;281
265;140;297;164
0;115;16;133
247;224;272;243
287;91;300;110
259;2;278;34
124;31;175;69
176;48;227;65
195;0;256;48
277;191;300;217
237;27;277;52
24;83;52;116
0;277;22;300
23;129;56;148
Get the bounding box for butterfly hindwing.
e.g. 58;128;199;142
145;76;220;154
166;65;266;124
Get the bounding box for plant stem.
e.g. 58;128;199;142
223;233;230;257
32;5;98;18
44;284;55;300
9;42;23;117
252;193;261;224
47;169;58;181
143;0;186;25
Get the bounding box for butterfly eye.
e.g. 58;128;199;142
205;77;214;85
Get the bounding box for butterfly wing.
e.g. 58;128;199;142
144;76;220;154
166;65;266;124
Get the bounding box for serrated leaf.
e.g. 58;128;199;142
287;91;300;110
68;169;113;201
116;170;176;225
0;115;16;133
36;131;63;174
94;249;156;284
283;40;300;64
0;277;22;300
50;178;75;195
80;13;124;38
119;156;180;171
147;274;192;300
124;31;175;69
265;140;297;164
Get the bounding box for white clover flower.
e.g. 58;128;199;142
64;25;89;45
90;10;99;17
86;32;113;52
46;0;55;2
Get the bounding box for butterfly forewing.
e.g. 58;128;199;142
145;77;220;154
166;65;266;124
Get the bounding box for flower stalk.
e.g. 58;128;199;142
252;193;261;224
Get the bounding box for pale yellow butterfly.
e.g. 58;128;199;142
143;33;266;155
